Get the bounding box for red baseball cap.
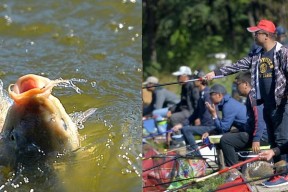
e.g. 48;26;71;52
247;19;276;33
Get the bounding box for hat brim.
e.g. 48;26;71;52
173;71;189;76
247;26;261;33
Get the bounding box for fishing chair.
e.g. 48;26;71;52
208;135;271;175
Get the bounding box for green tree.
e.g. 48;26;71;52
143;0;288;77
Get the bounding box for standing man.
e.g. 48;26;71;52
276;26;288;46
220;72;268;167
205;19;288;187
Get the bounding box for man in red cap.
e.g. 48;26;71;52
205;19;288;188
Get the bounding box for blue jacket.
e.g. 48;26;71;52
214;94;247;134
183;86;214;126
245;92;268;142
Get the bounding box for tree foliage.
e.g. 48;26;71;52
143;0;288;77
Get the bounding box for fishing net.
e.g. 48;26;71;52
143;146;207;192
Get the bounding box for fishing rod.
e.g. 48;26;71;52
167;156;260;192
142;75;224;89
143;169;208;189
143;129;173;139
180;159;288;191
142;145;191;161
213;169;288;192
143;143;212;172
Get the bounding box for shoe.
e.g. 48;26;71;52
186;146;201;157
169;140;186;149
262;175;288;188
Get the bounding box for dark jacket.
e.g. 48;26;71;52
183;86;214;126
245;91;268;142
214;94;247;134
169;82;199;115
143;87;179;116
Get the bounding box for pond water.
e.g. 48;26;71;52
0;0;142;191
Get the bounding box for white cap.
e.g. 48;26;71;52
172;66;192;76
143;76;159;85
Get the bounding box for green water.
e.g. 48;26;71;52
0;0;142;191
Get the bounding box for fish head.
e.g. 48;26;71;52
0;74;79;164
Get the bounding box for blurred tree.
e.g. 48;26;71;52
143;0;287;77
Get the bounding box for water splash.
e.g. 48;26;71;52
52;78;87;94
69;108;97;129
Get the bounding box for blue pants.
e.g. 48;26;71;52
181;125;216;150
264;102;288;163
152;107;169;119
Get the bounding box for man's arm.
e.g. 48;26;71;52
251;102;266;153
252;104;266;142
213;99;243;134
205;56;252;80
154;90;166;109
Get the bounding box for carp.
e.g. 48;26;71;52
0;74;83;167
0;74;96;190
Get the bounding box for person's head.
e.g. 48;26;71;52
172;66;192;84
209;84;227;104
193;70;208;88
143;76;159;91
276;26;287;43
247;19;276;46
235;71;252;97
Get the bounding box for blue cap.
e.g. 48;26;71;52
209;84;227;94
276;26;286;35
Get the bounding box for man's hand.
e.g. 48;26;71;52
252;141;260;153
205;102;217;117
194;118;201;126
172;124;183;132
166;111;172;118
259;149;275;161
202;132;209;140
205;71;216;80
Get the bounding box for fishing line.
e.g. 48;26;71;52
142;75;224;89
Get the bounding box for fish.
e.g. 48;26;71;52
0;74;97;189
0;80;12;129
0;74;83;167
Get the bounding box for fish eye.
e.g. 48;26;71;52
61;118;67;131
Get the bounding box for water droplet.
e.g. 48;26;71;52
118;23;124;29
91;81;97;87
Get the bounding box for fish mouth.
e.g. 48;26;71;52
8;74;55;104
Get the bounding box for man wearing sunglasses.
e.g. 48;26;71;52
205;19;288;188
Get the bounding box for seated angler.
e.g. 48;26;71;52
167;66;200;147
220;71;268;167
176;84;247;153
143;76;180;118
172;71;215;152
